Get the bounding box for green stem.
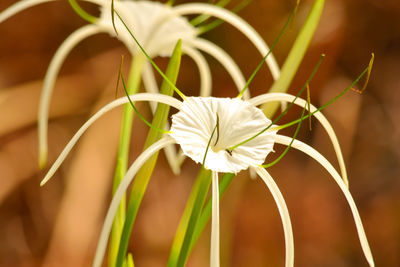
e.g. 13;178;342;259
115;41;182;267
109;55;145;267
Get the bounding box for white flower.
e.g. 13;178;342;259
170;97;277;173
0;0;281;173
39;91;375;267
2;1;374;266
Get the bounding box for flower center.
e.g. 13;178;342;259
170;97;277;173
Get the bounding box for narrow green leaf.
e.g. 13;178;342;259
115;40;182;267
109;54;146;267
188;173;235;254
168;168;212;267
124;253;134;267
262;0;325;118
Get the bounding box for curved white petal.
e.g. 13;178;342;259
0;0;108;23
0;0;52;23
187;38;250;99
40;93;182;186
93;136;175;267
182;45;212;97
273;134;374;267
172;3;280;80
170;97;276;173
249;92;348;187
254;166;294;267
210;171;220;267
38;24;104;167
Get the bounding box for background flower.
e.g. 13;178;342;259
0;0;399;266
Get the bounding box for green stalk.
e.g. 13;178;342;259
115;41;182;267
109;54;145;267
262;0;325;118
168;168;212;267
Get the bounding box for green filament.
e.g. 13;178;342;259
236;0;300;98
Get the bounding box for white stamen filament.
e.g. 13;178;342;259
40;93;182;186
254;166;294;267
38;24;104;167
273;134;374;267
249;92;348;187
211;171;220;267
173;3;281;80
93;136;176;267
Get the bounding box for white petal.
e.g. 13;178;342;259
0;0;52;23
38;24;104;167
274;134;374;266
93;136;175;267
210;171;220;267
254;166;294;267
170;97;276;173
41;93;182;186
249;92;349;187
173;3;280;80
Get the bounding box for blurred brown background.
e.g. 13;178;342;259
0;0;399;266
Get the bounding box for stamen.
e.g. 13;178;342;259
202;113;220;166
111;0;118;36
276;56;374;131
307;84;312;130
214;114;220;146
229;54;325;151
120;69;171;134
236;0;300;98
114;55;124;99
351;53;374;94
261;102;307;168
113;10;187;101
68;0;97;24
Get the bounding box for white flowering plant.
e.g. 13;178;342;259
0;0;375;266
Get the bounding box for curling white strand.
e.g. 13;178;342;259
0;0;52;23
210;171;220;267
249;92;348;187
182;45;212;97
38;24;104;166
0;0;108;24
254;166;294;267
142;62;181;175
173;3;281;80
40;93;182;186
273;134;374;267
187;38;250;99
93;136;175;267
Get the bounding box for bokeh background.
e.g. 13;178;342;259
0;0;399;266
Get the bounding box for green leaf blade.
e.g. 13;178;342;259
115;40;182;267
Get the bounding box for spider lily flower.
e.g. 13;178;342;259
0;0;280;173
39;90;375;267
